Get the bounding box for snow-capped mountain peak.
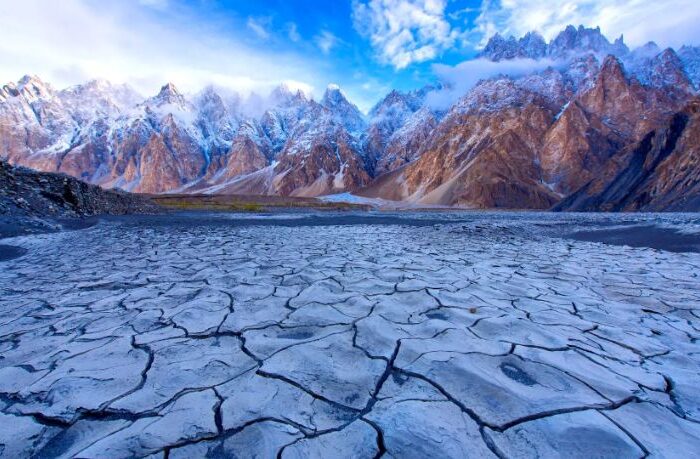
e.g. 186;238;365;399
9;75;55;102
321;83;349;106
58;80;142;119
321;84;366;135
480;25;630;62
269;83;297;105
549;25;629;58
150;82;188;108
479;32;547;61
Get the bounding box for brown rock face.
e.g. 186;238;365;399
540;56;690;195
104;116;207;194
539;101;623;195
361;81;561;208
134;134;186;194
555;100;700;211
220;136;269;179
273;127;369;197
576;56;684;139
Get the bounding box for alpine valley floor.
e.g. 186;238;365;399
1;211;699;458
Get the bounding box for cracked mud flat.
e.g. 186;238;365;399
1;211;699;458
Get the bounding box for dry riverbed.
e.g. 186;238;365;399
1;211;699;457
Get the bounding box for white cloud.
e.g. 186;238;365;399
352;0;461;69
281;79;314;95
246;16;271;40
315;30;339;55
425;57;556;110
0;0;332;100
287;22;301;42
472;0;700;49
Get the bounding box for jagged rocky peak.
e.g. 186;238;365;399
519;31;548;58
648;48;694;91
321;83;366;134
624;42;660;85
480;31;547;61
549;25;623;58
363;87;435;176
376;89;409;107
635;41;661;57
196;85;243;118
321;83;350;107
196;85;226;109
598;54;628;83
368;86;435;129
58;79;142;115
678;45;700;89
195;86;241;144
151;82;188;108
480;33;520;61
480;25;628;62
269;83;308;107
18;74;53;92
2;74;55;102
74;78;115;92
370;90;412;120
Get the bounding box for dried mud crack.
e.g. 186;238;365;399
0;212;699;458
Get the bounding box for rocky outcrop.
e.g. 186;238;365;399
375;107;438;174
320;84;366;135
0;159;159;219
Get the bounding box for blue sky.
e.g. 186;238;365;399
1;0;700;112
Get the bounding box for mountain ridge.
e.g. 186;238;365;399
2;25;700;210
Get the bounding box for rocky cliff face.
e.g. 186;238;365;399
359;79;562;208
555;100;700;211
1;25;699;210
363;87;441;177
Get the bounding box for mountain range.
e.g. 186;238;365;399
2;25;700;211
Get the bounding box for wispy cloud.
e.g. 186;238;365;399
246;16;271;40
0;0;331;99
352;0;461;69
287;22;301;42
315;30;339;54
425;57;556;110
